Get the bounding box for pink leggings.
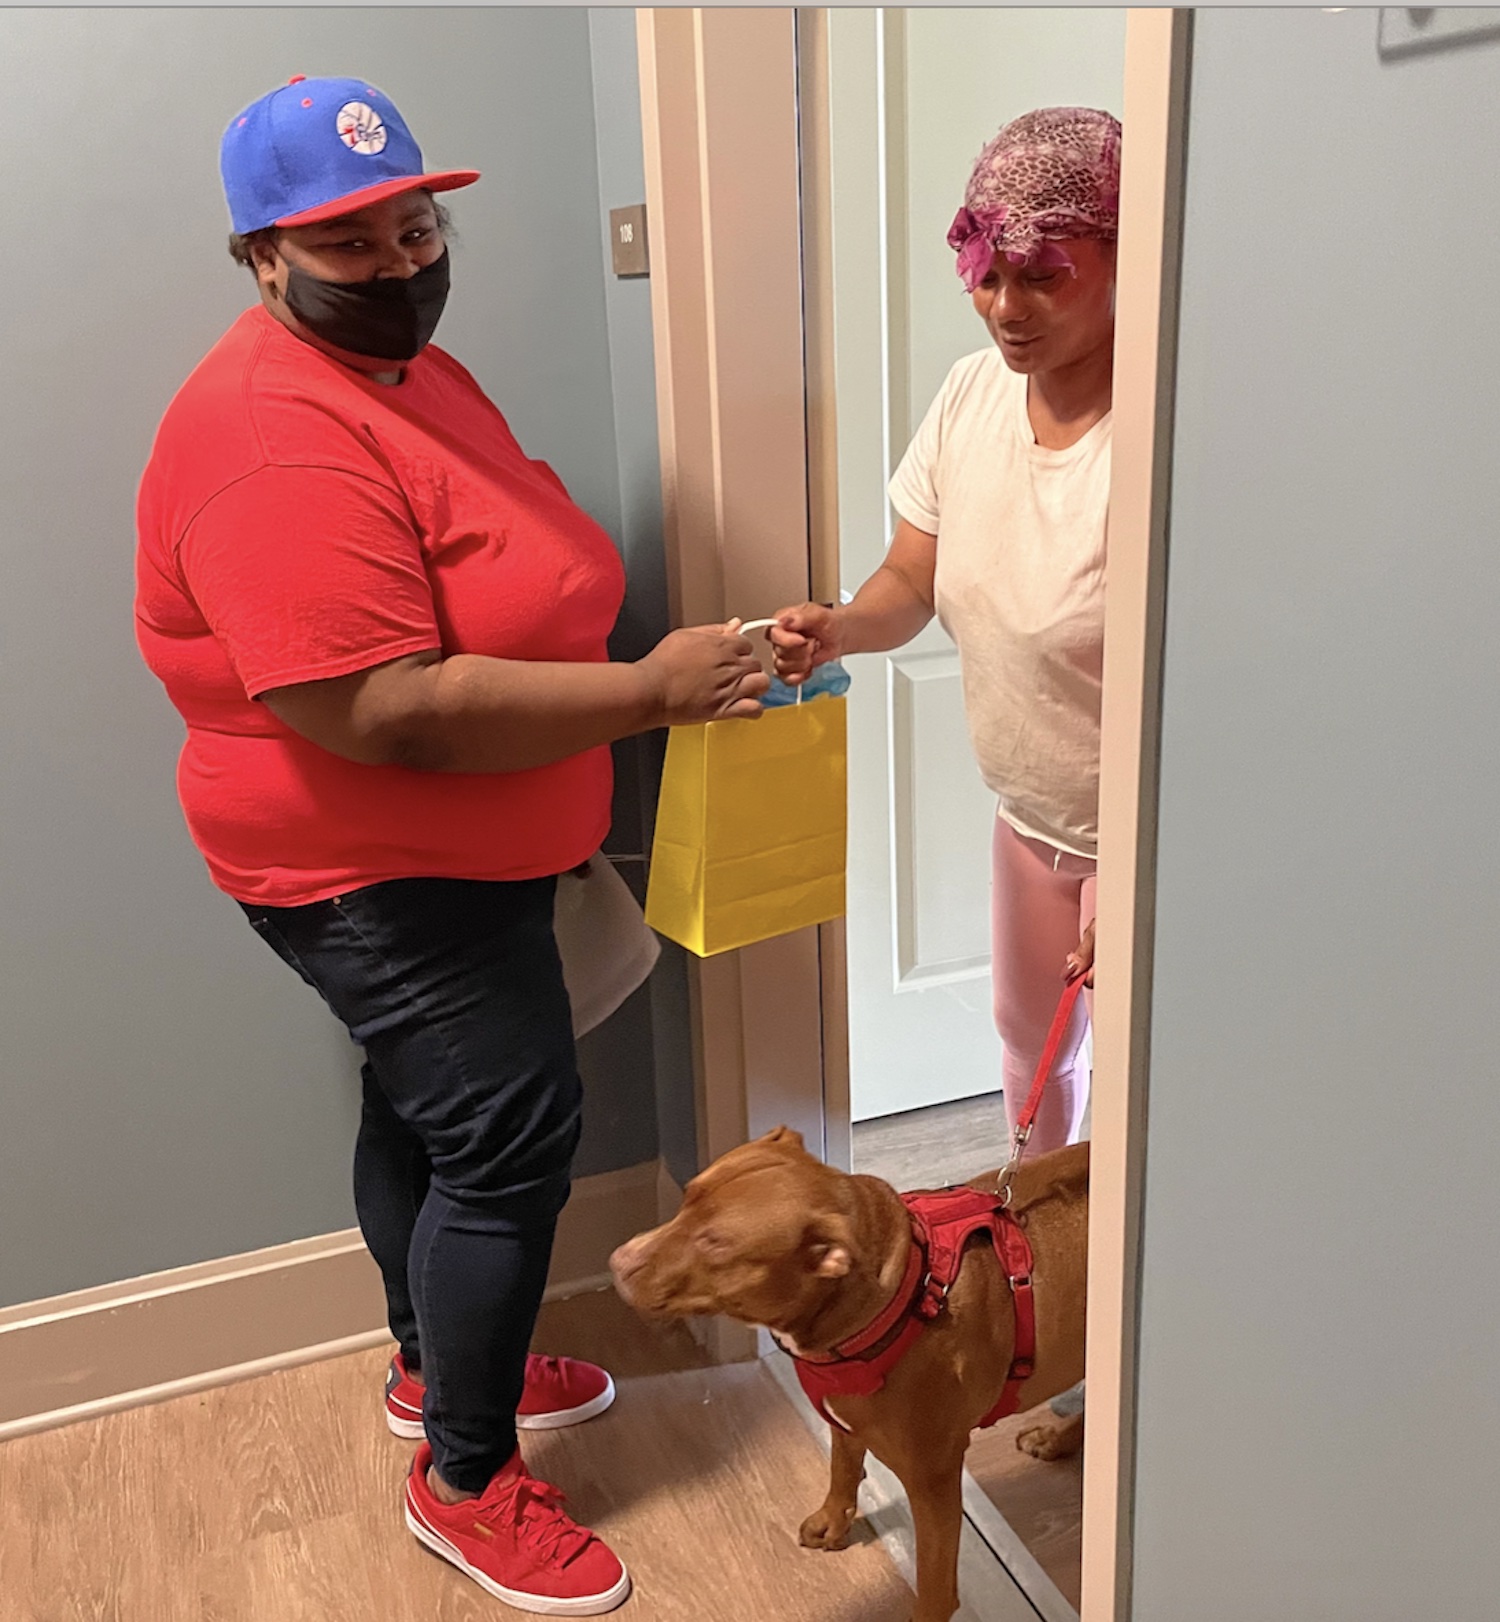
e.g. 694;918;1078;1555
992;817;1097;1155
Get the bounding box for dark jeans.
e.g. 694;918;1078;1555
241;875;581;1493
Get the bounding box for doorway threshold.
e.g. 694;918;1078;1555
764;1343;1049;1622
960;1467;1078;1622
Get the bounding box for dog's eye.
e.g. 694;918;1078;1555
695;1229;728;1259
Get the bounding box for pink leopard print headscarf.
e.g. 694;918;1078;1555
949;107;1122;293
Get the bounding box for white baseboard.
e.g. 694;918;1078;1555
0;1159;662;1442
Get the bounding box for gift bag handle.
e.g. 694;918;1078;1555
733;617;803;705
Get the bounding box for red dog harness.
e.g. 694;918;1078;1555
787;975;1086;1432
792;1186;1039;1430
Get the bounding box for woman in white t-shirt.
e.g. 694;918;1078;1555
773;108;1120;1155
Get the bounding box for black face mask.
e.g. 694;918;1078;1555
283;251;450;362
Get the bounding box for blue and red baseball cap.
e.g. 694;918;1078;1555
221;75;480;235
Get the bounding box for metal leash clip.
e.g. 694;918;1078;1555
994;1122;1033;1209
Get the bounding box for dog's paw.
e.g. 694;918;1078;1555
1016;1410;1085;1462
799;1504;858;1551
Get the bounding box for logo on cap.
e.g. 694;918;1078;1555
336;101;388;156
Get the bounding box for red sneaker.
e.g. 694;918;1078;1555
385;1352;426;1440
386;1353;616;1440
517;1355;617;1432
405;1442;631;1616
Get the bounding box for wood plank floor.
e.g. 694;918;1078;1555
852;1092;1013;1193
854;1095;1083;1613
0;1290;916;1622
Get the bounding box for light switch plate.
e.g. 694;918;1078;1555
1378;7;1500;57
609;204;649;278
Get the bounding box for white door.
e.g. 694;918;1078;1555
825;9;1125;1123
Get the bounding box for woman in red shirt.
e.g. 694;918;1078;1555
135;76;765;1615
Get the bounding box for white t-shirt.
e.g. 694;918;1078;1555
889;348;1110;858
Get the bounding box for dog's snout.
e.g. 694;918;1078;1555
609;1237;647;1285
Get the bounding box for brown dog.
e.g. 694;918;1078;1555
610;1128;1089;1622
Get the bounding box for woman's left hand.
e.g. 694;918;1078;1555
1065;920;1096;987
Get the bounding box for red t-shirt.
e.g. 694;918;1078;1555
135;306;626;906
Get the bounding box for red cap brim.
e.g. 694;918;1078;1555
274;170;481;228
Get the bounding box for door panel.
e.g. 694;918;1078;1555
892;648;995;985
825;8;1124;1124
829;9;1004;1122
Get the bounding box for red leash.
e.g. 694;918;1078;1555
996;971;1088;1205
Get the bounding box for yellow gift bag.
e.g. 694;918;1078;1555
645;693;847;957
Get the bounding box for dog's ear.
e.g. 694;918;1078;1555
802;1215;854;1279
813;1245;852;1279
761;1125;806;1154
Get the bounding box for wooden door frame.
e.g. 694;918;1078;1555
1082;11;1192;1622
635;7;837;1206
636;10;1191;1620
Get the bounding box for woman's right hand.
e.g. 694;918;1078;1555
768;603;844;686
1065;920;1097;987
636;626;770;725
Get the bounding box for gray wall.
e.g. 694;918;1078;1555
1132;10;1500;1619
0;7;677;1308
